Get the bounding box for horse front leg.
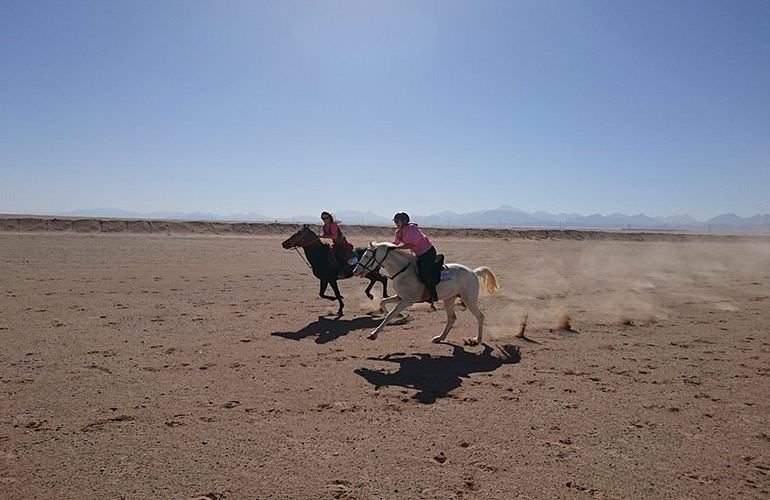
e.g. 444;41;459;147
364;278;376;300
380;275;389;298
329;280;344;316
368;298;412;340
377;295;401;315
319;280;336;301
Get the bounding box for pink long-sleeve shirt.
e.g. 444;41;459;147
393;223;432;256
321;221;340;240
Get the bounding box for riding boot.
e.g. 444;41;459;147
428;283;438;303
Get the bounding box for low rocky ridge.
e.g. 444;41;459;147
1;215;766;242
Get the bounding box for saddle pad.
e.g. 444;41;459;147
440;269;454;282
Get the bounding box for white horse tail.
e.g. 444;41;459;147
473;266;499;294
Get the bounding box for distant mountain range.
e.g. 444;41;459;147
51;207;770;232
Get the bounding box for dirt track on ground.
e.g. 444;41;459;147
1;230;769;499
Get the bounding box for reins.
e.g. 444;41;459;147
293;247;312;269
389;261;412;279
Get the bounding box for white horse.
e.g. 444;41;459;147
353;242;499;345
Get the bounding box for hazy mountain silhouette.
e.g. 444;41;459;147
60;208;271;221
50;206;769;232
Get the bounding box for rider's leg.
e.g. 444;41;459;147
334;242;348;269
417;247;438;302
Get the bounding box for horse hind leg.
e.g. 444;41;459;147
432;298;457;343
463;297;485;346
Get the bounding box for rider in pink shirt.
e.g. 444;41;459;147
393;221;433;256
392;212;438;303
319;211;350;268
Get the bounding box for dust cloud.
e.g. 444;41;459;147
475;239;770;338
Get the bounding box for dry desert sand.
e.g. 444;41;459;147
1;219;769;499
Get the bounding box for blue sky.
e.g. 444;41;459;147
1;0;768;219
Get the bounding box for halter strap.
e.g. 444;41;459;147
356;246;391;274
358;245;411;279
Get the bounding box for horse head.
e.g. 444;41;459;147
281;225;319;249
353;242;388;277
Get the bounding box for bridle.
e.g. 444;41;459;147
357;245;412;279
285;228;322;270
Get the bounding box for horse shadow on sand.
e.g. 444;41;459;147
355;343;522;404
271;315;383;344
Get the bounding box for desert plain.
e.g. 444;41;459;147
1;220;769;499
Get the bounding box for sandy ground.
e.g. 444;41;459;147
1;230;769;499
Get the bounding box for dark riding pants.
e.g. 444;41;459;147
416;245;438;302
331;243;345;268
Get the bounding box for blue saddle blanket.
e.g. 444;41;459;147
439;269;454;282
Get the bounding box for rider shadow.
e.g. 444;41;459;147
272;315;382;344
355;343;522;404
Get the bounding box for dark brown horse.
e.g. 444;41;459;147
282;225;388;316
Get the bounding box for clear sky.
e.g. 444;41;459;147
1;0;768;219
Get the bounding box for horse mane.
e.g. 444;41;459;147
297;225;330;247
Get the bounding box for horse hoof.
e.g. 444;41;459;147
463;338;480;347
431;336;443;344
366;294;374;300
367;332;378;340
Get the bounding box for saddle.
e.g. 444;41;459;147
329;242;355;278
416;254;450;303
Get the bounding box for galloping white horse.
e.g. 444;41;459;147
354;242;499;345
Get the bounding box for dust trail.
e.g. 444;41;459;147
551;307;577;332
357;289;385;315
610;291;668;326
485;300;529;342
516;313;528;338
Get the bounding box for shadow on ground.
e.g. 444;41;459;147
272;315;382;344
355;343;522;403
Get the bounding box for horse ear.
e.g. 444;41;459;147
368;241;374;248
303;224;308;229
